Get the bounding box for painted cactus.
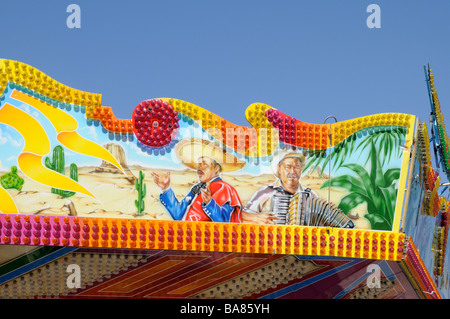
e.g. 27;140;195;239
44;145;78;198
0;166;24;191
135;170;146;216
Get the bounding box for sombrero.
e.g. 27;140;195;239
175;138;246;172
270;148;306;178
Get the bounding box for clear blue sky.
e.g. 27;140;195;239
1;0;450;129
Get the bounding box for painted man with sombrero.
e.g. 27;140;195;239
242;146;318;225
151;138;244;223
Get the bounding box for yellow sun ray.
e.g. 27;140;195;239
0;103;96;199
11;90;124;174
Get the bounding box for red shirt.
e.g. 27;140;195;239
184;179;242;223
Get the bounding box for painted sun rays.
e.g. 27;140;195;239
0;89;126;212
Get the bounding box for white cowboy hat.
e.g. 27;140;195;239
270;147;306;178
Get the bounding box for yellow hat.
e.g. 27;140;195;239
270;148;306;178
175;138;246;172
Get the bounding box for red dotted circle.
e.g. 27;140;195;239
132;99;179;147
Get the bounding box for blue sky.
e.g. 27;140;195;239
2;0;450;129
0;0;422;174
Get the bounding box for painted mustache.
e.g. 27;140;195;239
287;173;298;179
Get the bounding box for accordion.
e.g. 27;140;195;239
270;191;355;228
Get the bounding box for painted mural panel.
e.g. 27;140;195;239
0;60;414;240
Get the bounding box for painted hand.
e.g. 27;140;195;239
242;211;279;225
200;185;212;204
151;171;170;190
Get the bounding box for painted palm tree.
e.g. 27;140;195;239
320;140;400;230
304;126;406;177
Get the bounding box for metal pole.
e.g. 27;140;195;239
323;116;337;205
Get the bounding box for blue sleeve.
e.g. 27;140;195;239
202;198;234;223
160;188;191;220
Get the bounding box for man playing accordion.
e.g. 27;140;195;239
242;149;317;225
243;148;355;228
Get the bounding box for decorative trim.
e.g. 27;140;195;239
0;213;406;260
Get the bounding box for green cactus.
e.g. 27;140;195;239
135;170;146;216
44;145;78;198
0;166;24;191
